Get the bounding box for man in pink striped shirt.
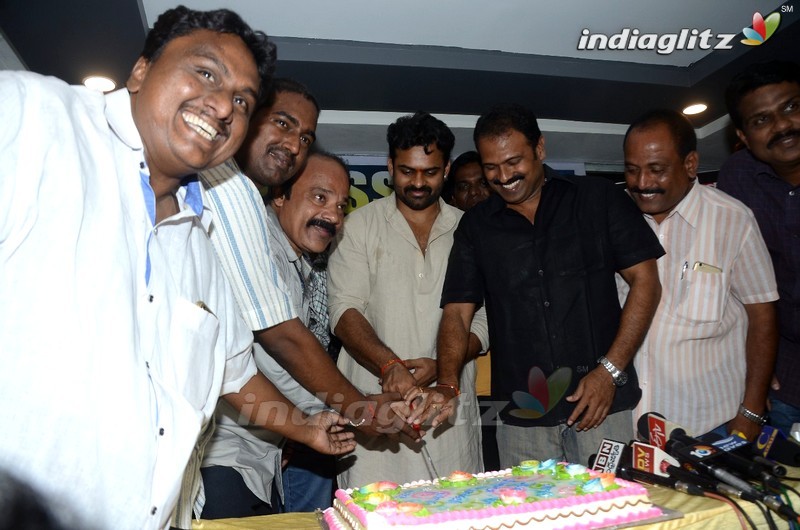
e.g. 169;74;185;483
621;109;779;441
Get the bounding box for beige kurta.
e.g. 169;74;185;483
328;195;488;488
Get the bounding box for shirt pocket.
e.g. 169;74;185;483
675;269;727;324
166;297;221;410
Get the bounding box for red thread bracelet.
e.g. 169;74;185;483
380;358;406;378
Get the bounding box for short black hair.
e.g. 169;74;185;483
474;103;542;147
442;151;482;203
386;112;455;162
726;60;800;130
624;109;697;159
263;78;321;115
140;5;276;104
271;150;349;201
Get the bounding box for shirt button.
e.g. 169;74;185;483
159;428;165;436
538;269;544;276
148;295;154;303
543;301;550;307
151;507;157;515
790;190;796;196
153;227;158;235
418;273;424;278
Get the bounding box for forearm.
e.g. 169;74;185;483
333;308;398;377
741;302;778;414
608;260;661;369
257;317;366;417
436;303;476;386
464;333;484;363
224;373;312;446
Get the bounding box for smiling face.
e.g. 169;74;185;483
389;145;449;213
272;155;350;255
236;91;319;188
477;129;546;212
624;123;698;224
451;161;491;210
735;81;800;179
127;29;259;187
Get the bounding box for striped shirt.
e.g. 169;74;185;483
199;159;295;330
618;183;778;435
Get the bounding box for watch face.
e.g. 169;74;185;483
615;372;628;387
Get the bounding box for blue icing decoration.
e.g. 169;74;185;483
566;464;587;476
582;478;604;493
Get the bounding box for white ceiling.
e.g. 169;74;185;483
142;0;778;67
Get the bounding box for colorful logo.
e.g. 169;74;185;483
741;11;781;46
509;366;572;419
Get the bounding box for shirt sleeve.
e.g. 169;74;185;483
327;208;371;330
441;216;485;306
605;182;666;271
730;210;779;305
201;168;297;331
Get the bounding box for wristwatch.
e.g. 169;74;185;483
738;404;767;426
597;356;628;387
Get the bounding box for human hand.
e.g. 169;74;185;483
727;416;761;442
350;393;422;441
565;368;615;431
380;360;418;396
405;357;437;387
301;410;357;455
403;386;457;429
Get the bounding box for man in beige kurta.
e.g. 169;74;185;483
328;112;489;487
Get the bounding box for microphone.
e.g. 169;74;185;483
589;438;629;473
756;425;800;466
638;413;781;488
630;441;680;477
658;420;799;520
616;465;705;496
637;412;689;450
705;432;787;481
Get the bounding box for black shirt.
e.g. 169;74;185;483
441;166;665;427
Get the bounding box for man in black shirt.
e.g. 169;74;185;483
407;104;663;466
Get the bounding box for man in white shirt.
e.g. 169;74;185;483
328;112;489;487
0;7;353;530
199;80;414;517
621;109;778;440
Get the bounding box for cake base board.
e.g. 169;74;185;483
318;504;681;530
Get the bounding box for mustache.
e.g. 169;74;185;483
629;187;665;195
767;129;800;149
307;218;337;237
267;146;295;165
492;174;523;187
403;185;432;195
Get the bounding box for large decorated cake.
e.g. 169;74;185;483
324;459;661;530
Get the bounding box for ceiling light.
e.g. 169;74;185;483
682;103;707;115
83;76;116;93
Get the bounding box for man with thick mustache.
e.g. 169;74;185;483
622;109;777;441
199;81;411;517
717;61;800;436
200;151;351;516
0;8;355;530
328;112;489;487
412;104;663;467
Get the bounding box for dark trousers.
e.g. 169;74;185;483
199;465;278;519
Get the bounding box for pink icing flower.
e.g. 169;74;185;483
360;481;399;494
448;471;474;482
498;488;528;505
397;502;425;514
374;501;399;515
598;473;616;488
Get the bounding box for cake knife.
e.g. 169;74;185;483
412;423;440;480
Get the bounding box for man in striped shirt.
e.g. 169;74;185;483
621;109;779;440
